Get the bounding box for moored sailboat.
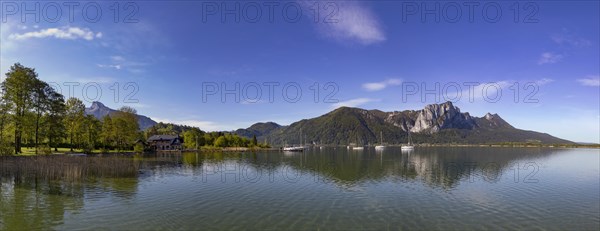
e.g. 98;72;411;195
401;131;414;150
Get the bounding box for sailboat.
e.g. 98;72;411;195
375;131;385;150
352;135;364;150
283;129;305;152
401;131;414;150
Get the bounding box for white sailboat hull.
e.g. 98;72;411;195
283;147;304;152
401;146;414;150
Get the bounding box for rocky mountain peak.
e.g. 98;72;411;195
85;101;157;130
410;101;475;133
89;101;106;111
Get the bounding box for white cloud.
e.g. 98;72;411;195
577;76;600;87
460;81;512;102
111;56;125;62
98;56;148;73
331;98;379;108
537;52;563;65
74;76;117;84
303;1;385;45
9;27;101;41
362;78;402;91
551;30;591;47
97;64;122;70
535;78;554;85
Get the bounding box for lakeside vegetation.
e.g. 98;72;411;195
0;63;270;156
0;63;591;156
144;122;270;149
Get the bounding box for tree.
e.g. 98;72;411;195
183;128;203;150
45;91;66;152
252;135;258;146
101;116;114;149
0;97;11;143
82;115;101;152
112;106;139;150
214;136;228;147
31;80;51;154
2;63;38;154
65;97;85;151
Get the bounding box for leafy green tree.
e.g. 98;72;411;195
101;116;114;149
82;115;101;152
2;63;38;154
112;106;140;150
45;91;66;151
65;97;85;151
214;136;228;147
31;80;51;154
0;97;11;144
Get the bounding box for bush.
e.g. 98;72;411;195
100;147;110;154
0;143;13;156
134;143;144;154
82;143;94;154
38;145;52;155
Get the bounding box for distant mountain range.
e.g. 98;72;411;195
85;101;157;130
235;101;574;145
87;101;573;145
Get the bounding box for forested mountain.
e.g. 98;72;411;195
235;101;573;145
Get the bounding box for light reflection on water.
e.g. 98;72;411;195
1;147;598;230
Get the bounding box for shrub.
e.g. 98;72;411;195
38;145;52;155
0;143;13;156
134;143;144;154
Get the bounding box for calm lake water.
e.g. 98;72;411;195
1;147;599;230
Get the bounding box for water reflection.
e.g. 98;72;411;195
0;147;595;230
0;155;142;230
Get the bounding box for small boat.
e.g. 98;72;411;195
351;136;365;150
375;131;385;150
283;129;305;152
401;131;414;150
283;146;304;152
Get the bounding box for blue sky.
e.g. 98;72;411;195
1;1;598;143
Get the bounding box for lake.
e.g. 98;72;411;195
1;147;599;230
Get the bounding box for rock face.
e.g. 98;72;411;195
85;101;157;130
410;101;476;133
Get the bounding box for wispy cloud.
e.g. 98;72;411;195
97;64;122;70
111;56;125;62
460;81;512;102
97;55;148;73
8;27;102;41
551;30;591;47
362;78;401;91
535;78;554;85
74;77;117;84
331;98;379;108
577;76;600;87
302;1;385;45
537;52;562;65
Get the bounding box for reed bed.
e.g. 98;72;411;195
0;155;140;182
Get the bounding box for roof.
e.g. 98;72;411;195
148;135;179;142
